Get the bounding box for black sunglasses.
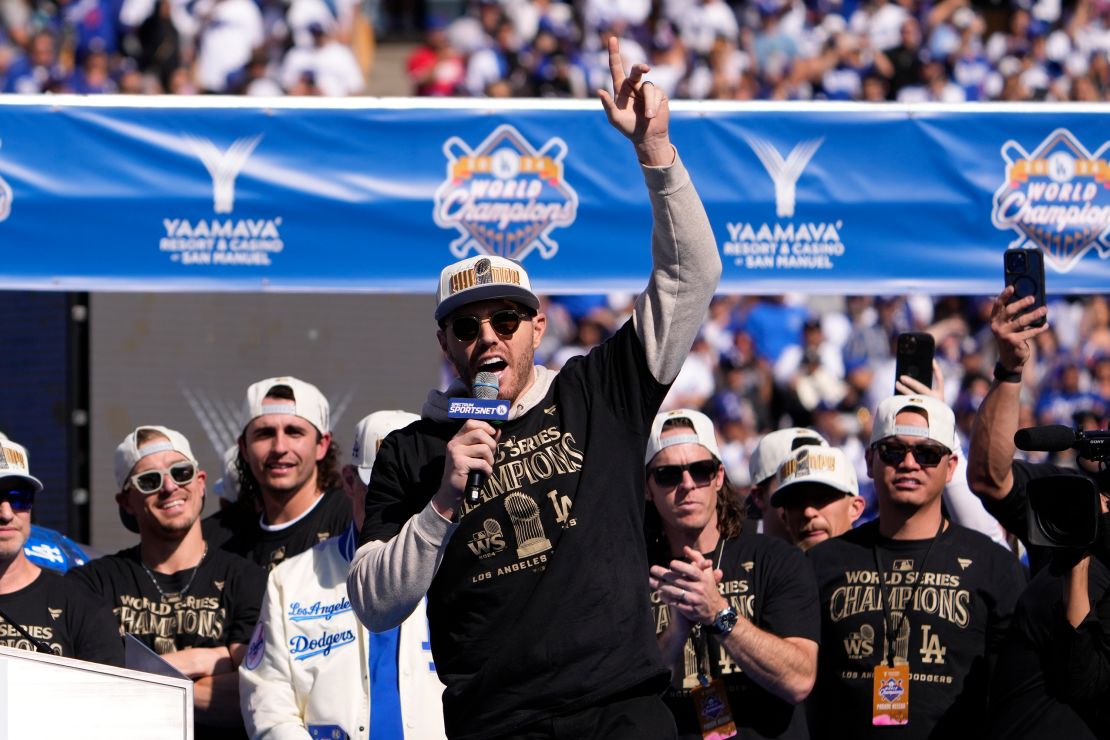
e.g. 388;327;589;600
448;309;529;343
129;461;198;495
648;460;720;488
0;488;34;512
873;441;949;468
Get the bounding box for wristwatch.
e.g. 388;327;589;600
704;607;738;637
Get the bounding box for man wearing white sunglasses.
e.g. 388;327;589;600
68;425;266;738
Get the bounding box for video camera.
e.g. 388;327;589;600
1014;425;1108;549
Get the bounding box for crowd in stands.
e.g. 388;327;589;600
1;0;1108;98
531;291;1110;515
411;0;1110;101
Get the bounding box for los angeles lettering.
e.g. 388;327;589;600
289;598;351;621
495;553;547;576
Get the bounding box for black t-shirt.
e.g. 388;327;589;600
66;545;265;654
360;321;671;740
808;520;1026;739
651;533;820;740
0;569;123;666
988;559;1110;739
203;488;351;570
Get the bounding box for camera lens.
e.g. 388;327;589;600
903;336;916;350
1006;251;1027;273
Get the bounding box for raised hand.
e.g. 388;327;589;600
991;285;1049;373
597;36;672;166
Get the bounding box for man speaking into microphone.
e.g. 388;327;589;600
348;37;721;740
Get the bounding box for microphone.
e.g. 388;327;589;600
1015;424;1110;462
1014;425;1077;452
465;372;499;506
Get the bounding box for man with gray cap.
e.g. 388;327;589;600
0;433;121;664
806;395;1024;738
349;38;721;740
240;410;446;740
204;376;351;570
68;425;265;738
746;427;830;540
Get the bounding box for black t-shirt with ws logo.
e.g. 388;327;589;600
66;545;265;655
361;321;672;740
807;521;1026;739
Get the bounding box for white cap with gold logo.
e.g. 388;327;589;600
0;433;43;493
435;255;540;322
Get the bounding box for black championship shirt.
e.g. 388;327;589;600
0;570;123;665
360;321;672;740
66;545;265;654
651;533;820;740
808;520;1026;739
203;488;351;571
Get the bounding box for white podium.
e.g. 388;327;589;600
0;644;193;739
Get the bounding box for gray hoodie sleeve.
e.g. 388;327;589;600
348;150;720;633
633;151;722;385
348;501;457;632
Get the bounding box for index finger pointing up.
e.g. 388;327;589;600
607;36;625;90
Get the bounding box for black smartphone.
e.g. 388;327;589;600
895;332;935;394
1003;249;1047;328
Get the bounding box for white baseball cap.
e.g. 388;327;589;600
243;376;330;435
351;410;419;484
114;425;197;489
645;408;721;465
0;434;43;493
434;255;540;322
770;445;858;507
749;427;830;486
870;394;957;450
213;445;241;503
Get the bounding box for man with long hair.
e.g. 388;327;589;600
647;409;820;739
204;376;350;570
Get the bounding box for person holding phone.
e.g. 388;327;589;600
807;393;1025;738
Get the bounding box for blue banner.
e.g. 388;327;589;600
0;97;1107;295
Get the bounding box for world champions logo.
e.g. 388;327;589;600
433;125;578;261
992;129;1110;273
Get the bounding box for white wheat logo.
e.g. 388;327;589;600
186;134;262;214
743;134;824;218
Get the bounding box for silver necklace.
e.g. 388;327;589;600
139;545;208;606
